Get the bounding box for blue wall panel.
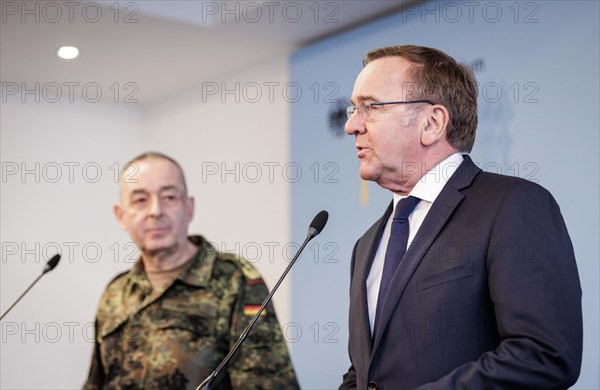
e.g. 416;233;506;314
290;2;599;388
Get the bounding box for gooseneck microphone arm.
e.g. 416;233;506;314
196;211;329;390
0;254;61;321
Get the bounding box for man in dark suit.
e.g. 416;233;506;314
339;45;582;389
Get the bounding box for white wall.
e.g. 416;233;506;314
0;54;292;389
142;54;293;327
0;100;143;388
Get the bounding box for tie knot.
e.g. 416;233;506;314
393;196;420;221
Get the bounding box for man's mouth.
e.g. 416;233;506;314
356;145;368;158
146;227;169;235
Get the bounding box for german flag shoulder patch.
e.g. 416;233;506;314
243;304;265;316
247;277;265;287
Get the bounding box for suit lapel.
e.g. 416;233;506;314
352;202;393;354
371;156;481;355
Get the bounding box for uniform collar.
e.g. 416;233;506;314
127;235;217;291
176;235;217;288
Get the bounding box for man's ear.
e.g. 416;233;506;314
186;196;195;223
421;105;449;146
113;203;128;230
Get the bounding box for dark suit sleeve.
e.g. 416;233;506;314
340;241;360;390
417;183;583;389
340;364;357;390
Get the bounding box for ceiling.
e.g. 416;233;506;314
1;1;413;106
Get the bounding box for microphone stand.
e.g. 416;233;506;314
196;213;327;390
0;254;61;321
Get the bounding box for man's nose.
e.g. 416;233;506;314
345;111;366;136
148;196;163;218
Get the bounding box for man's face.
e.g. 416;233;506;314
114;157;194;256
345;56;428;193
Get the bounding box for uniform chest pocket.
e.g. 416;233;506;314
417;263;474;292
157;301;220;341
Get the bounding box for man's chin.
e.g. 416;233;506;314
142;241;178;257
359;168;377;182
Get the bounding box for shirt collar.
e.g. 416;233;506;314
393;153;464;206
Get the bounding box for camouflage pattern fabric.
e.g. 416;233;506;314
83;236;299;390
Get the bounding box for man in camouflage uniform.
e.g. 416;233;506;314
84;152;299;390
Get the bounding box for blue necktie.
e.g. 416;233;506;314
374;196;420;335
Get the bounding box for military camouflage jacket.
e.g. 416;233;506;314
83;236;299;390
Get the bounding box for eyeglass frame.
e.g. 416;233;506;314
346;100;435;121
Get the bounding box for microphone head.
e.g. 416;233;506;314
308;210;329;238
43;254;61;274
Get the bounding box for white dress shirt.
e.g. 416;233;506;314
366;153;464;334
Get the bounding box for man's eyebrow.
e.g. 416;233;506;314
129;189;148;196
352;95;378;104
126;185;182;198
158;185;180;193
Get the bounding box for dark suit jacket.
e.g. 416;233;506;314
340;156;582;390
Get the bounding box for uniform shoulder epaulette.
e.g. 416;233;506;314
105;269;131;289
218;251;262;281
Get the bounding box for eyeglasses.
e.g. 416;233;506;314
346;100;435;121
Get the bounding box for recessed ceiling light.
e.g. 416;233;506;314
57;46;79;60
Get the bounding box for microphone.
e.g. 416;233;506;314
43;253;61;274
196;211;329;390
307;210;329;239
0;254;61;321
